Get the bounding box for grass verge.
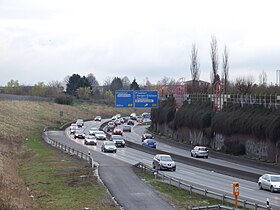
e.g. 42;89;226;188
133;167;241;210
18;131;118;210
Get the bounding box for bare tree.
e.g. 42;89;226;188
122;76;131;90
210;35;219;84
259;70;267;86
87;73;99;88
190;43;200;81
222;46;229;93
235;76;254;94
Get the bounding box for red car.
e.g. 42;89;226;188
113;128;123;135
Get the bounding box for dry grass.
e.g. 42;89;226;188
0;99;142;209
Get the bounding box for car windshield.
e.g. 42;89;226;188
147;140;154;143
105;142;115;146
112;136;123;140
271;175;280;182
160;156;172;161
96;131;104;134
87;136;96;139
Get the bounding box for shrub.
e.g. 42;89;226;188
223;140;246;155
54;95;73;105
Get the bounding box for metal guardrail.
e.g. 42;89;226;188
135;162;270;210
42;132;95;169
192;204;239;210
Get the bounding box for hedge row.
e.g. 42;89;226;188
152;99;280;142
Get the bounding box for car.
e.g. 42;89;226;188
136;116;143;123
123;125;131;132
130;113;137;120
74;129;85;139
122;117;129;123
107;121;116;132
84;135;97;145
111;135;125;147
76;119;84;128
191;146;209;158
127;120;134;126
94;116;102;121
95;131;106;140
152;154;176;171
101;141;117;153
69;123;77;134
113;128;123;135
142;133;154;142
114;119;121;126
89;127;99;135
142;112;151;119
116;114;121;119
142;139;156;149
258;174;280;192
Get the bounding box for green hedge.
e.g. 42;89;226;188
212;104;280;142
174;101;212;130
153;98;280;142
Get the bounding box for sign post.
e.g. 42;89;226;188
232;182;240;208
115;90;134;108
115;90;158;108
134;90;158;108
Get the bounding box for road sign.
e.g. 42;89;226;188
115;90;134;108
134;90;158;108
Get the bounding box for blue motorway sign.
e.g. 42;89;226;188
115;90;134;108
134;90;158;108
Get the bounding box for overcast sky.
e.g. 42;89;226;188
0;0;280;86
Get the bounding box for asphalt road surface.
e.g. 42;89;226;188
46;129;177;210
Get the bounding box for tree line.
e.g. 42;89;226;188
2;35;280;100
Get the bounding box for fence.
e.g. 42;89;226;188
135;162;270;210
182;93;280;110
42;132;95;169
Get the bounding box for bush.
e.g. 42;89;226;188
54;95;73;105
223;140;246;155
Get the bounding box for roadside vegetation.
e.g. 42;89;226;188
151;95;280;155
0;99;136;209
134;167;240;210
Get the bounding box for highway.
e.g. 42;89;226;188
46;119;280;209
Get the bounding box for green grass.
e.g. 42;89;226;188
19;131;117;210
134;167;242;210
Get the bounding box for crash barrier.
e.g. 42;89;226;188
42;132;95;169
192;205;241;210
135;162;270;210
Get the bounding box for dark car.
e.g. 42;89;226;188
74;129;85;139
142;139;156;149
127;120;134;126
123;125;131;132
111;135;125;147
122;117;129;123
142;133;154;142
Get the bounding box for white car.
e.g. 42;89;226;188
84;135;97;145
101;141;117;153
258;174;280;192
152;154;176;171
95;131;106;140
191;146;209;158
89;127;99;135
94;116;102;121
